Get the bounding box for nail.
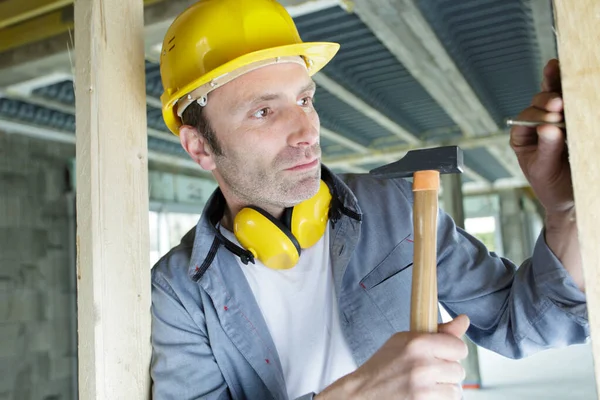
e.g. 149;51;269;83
506;119;565;128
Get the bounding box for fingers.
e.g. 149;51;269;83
516;107;563;125
438;314;470;339
410;360;466;387
511;59;564;149
414;384;463;400
531;91;563;113
510;100;564;150
542;58;561;93
404;333;468;362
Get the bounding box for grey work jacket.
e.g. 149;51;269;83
150;167;588;400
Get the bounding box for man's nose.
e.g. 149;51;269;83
287;106;319;148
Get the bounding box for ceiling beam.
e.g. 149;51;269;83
2;72;72;95
0;0;197;86
350;0;524;178
321;127;371;154
463;177;530;196
312;72;420;144
0;6;74;54
0;0;72;30
285;0;349;17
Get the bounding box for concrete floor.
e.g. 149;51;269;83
464;343;596;400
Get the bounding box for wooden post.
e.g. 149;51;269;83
74;0;151;396
553;0;600;396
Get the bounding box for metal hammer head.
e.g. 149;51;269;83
369;145;464;179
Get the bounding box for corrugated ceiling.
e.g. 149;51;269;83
0;0;551;184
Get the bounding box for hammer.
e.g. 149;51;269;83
369;146;464;333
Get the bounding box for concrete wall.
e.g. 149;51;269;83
0;130;77;400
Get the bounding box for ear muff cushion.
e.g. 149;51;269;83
233;206;301;270
290;180;332;249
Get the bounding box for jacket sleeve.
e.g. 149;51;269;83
151;269;231;400
435;208;589;359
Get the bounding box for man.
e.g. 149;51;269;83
150;0;588;399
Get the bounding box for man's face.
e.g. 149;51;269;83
203;62;322;210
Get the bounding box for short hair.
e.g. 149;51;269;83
181;102;223;156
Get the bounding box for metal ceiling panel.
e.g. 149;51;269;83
0;97;75;132
0;96;188;157
147;105;168;131
464;147;512;181
294;6;460;141
416;0;542;124
10;2;540;182
33;79;74;105
313;85;392;148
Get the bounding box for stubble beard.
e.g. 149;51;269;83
215;144;322;209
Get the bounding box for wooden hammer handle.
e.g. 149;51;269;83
410;171;440;333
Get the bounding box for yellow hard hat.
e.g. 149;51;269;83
159;0;340;135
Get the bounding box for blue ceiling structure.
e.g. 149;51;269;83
0;0;551;183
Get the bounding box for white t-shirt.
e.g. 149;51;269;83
220;226;358;398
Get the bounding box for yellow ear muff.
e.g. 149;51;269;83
233;207;301;270
232;180;332;270
290;180;332;248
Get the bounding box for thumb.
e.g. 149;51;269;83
438;314;470;339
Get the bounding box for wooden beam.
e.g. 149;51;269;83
0;7;74;54
0;0;167;55
74;0;151;397
553;0;600;393
0;0;71;30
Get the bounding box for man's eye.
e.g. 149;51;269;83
299;97;313;106
253;108;270;118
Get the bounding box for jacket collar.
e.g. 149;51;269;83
187;164;362;281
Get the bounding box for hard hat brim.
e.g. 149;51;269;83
161;41;340;135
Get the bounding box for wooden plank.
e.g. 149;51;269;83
552;0;600;394
0;0;71;30
74;0;151;396
0;0;165;53
0;9;74;54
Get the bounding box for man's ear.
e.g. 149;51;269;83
179;125;217;171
